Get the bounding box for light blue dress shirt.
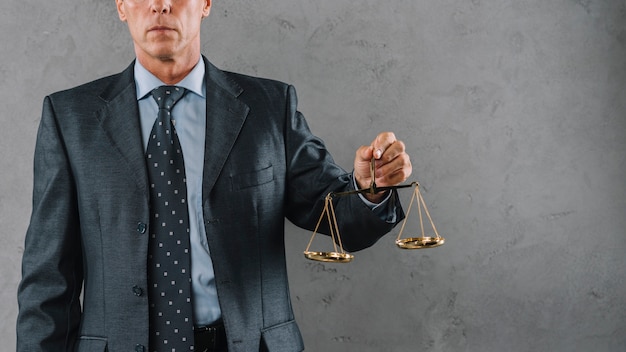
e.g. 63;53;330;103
134;59;395;326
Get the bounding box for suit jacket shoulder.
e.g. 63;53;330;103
46;63;135;116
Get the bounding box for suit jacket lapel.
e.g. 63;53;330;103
95;62;149;193
93;58;249;199
201;57;250;200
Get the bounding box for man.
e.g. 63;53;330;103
17;0;412;351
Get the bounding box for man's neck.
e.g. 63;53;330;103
136;52;201;85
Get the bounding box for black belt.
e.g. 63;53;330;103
194;322;228;352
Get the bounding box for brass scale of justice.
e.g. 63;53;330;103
304;157;445;263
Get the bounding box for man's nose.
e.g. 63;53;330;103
150;0;171;14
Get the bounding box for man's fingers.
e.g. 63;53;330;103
375;152;412;182
355;132;412;189
378;140;406;164
357;145;374;161
371;132;397;159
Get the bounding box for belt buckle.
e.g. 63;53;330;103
195;325;218;333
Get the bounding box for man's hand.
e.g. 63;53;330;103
354;132;412;203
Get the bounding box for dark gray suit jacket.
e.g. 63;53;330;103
17;57;403;352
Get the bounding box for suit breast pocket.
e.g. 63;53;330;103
75;336;107;351
230;164;274;190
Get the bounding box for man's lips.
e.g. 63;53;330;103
148;26;175;32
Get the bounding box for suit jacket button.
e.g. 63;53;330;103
132;285;143;297
136;222;147;234
135;344;145;352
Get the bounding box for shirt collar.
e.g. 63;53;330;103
134;58;206;100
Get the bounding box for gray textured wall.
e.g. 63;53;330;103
2;1;625;351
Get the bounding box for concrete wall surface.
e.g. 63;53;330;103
2;0;625;351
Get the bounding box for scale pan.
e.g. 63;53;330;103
396;236;445;249
303;251;354;263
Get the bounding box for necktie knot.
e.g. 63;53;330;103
152;85;186;111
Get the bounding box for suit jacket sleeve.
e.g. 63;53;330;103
282;85;404;251
17;96;83;352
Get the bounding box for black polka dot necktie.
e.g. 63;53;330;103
146;86;194;352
